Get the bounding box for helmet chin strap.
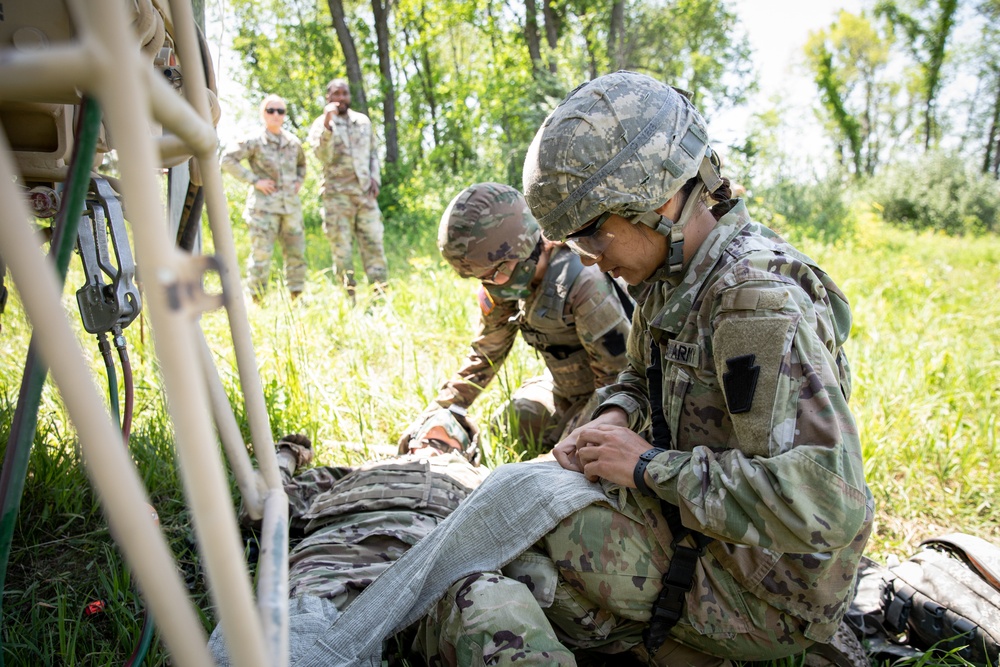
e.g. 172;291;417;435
636;180;708;282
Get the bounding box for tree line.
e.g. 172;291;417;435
221;0;1000;231
224;0;752;186
802;0;999;180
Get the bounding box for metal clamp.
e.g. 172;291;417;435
75;177;142;334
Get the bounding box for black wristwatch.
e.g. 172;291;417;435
633;447;666;497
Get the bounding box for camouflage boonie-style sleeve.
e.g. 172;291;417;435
367;118;381;187
220;136;259;185
307;115;331;165
565;266;630;390
434;290;520;410
296;140;307;184
307;111;378;194
221;130;304;214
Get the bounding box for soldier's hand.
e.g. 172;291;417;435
552;408;629;475
369;178;380;198
323;103;337;129
255;178;276;195
573;423;652;486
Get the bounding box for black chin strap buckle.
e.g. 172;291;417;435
667;236;684;275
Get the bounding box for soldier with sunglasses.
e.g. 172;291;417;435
222;94;307;302
399;182;633;455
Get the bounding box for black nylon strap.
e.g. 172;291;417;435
609;276;635;321
642;336;712;655
634;447;665;496
646;337;671;450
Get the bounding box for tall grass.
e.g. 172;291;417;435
0;197;997;663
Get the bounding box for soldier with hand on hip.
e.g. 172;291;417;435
222;94;307;302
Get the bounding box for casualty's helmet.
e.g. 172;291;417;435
438;182;541;279
522;71;724;243
407;406;477;462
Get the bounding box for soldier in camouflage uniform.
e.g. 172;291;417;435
414;72;874;665
221;94;307;301
401;182;633;452
207;408;487;665
307;79;387;301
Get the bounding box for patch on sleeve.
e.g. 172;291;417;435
665;340;700;368
601;328;626;356
478;285;496;316
713;316;792;457
722;355;758;413
720;287;789;312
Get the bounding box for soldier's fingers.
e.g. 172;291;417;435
552;443;583;473
581;459;603;483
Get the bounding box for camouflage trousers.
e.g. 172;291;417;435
490;375;597;451
416;501;814;665
245;208;306;295
321;190;387;287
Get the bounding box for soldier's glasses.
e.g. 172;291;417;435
265;108;287;115
479;259;518;285
566;211;616;260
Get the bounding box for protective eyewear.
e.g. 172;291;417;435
566;211;615;260
479;260;518;285
265;108;287;115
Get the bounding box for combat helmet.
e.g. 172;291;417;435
406;406;479;463
522;71;724;275
438;182;542;300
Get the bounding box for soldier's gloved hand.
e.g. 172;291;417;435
276;433;313;471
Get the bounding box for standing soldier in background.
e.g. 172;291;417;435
308;78;388;304
222;94;307;302
400;182;633;453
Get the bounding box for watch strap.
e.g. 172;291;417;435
634;447;667;496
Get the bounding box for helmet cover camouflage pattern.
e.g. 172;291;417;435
409;408;472;453
438;182;542;278
522;71;713;241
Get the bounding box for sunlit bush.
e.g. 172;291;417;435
865;152;1000;235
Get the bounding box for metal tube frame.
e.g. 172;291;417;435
0;1;289;664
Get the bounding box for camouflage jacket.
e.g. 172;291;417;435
220;128;305;214
435;245;631;409
307;109;380;195
279;453;487;600
598;200;874;643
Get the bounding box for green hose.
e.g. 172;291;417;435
0;96;102;666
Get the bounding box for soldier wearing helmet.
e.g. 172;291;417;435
330;73;871;667
400;181;633;453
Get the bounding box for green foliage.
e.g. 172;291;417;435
750;175;858;244
803;10;897;178
874;0;960;150
865;151;1000;234
227;0;340;132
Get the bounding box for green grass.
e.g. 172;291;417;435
0;200;997;664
